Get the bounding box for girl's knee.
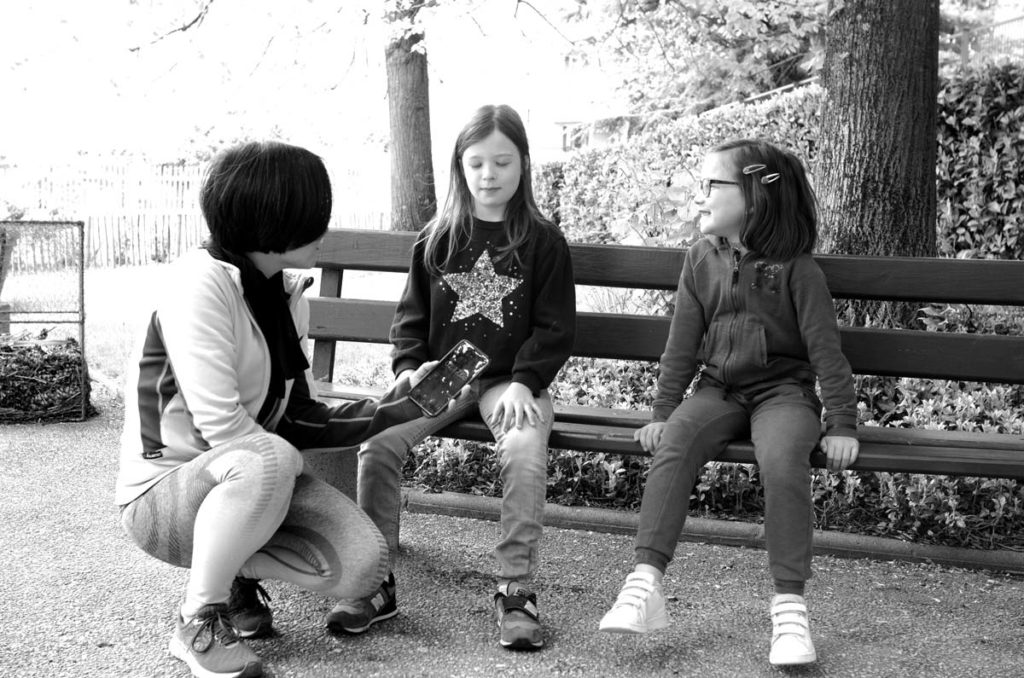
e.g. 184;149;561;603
358;437;410;471
497;433;548;473
759;453;811;490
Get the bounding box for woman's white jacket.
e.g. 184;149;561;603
116;250;418;505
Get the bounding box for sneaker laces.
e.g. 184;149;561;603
190;608;242;654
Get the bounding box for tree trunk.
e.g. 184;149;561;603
817;1;939;259
386;30;436;232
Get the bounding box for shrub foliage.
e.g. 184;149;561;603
541;61;1024;261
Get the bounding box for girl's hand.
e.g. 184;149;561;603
489;382;545;432
634;422;666;453
396;368;417;384
820;435;859;472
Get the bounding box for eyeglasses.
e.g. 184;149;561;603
699;178;739;197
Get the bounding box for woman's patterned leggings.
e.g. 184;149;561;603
120;431;387;615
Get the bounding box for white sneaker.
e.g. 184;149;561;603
598;572;669;634
768;594;817;666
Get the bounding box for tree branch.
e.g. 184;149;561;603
129;1;215;52
514;0;577;46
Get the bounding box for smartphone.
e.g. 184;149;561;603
408;339;490;417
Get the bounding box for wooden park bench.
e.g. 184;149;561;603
304;228;1024;496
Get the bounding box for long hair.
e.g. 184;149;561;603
421;104;552;276
200;140;332;254
712;139;817;260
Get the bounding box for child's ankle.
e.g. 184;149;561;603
634;564;664;585
773;579;805;597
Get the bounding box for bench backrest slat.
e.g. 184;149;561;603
815;255;1024;304
319;230;1024;304
308;298;1024;384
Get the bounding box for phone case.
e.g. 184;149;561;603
408;340;490;417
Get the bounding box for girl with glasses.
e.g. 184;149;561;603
599;139;859;668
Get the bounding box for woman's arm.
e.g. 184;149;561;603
274;369;424;451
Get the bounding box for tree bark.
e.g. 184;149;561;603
817;1;940;259
386;29;436;232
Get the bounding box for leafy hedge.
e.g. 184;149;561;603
936;62;1024;259
537;61;1024;261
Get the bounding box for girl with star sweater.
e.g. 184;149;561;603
329;105;575;651
390;216;574;392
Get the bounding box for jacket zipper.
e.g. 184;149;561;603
723;248;742;384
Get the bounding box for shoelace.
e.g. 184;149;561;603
190;609;241;653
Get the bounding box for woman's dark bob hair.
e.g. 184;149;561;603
200;140;332;254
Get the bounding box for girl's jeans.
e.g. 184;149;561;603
358;380;553;582
636;382;822;590
120;431;389;613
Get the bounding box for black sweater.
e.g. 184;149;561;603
390;218;576;395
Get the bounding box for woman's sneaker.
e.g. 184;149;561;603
226;578;273;639
169;603;262;678
768;594;817;666
326;572;398;635
493;582;544;650
598;571;669;634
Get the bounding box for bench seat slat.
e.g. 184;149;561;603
308;298;1024;383
314;383;1024;479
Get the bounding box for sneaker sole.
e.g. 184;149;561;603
494;605;544;650
598;611;669;634
235;621;273;640
497;618;544;651
327;607;399;635
769;650;817;666
169;636;263;678
499;636;544;650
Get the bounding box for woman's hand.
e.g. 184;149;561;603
634;422;666;453
489;382;545;432
404;363;433;388
404;362;470;413
820;435;859;472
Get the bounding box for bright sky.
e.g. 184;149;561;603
0;0;622;166
4;0;1020;167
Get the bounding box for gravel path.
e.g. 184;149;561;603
2;392;1022;677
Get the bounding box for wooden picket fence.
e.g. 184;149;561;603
1;159;388;272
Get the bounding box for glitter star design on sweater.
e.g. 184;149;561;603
443;250;523;328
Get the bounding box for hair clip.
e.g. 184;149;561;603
760;173;781;185
742;163;767;175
